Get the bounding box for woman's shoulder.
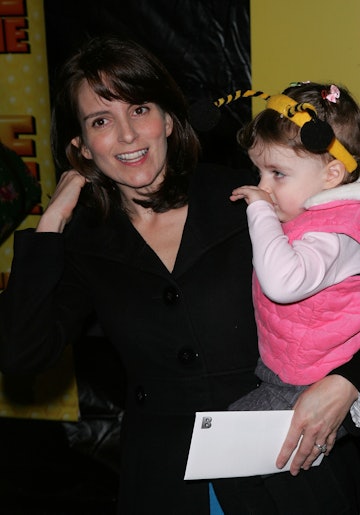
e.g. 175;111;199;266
190;162;256;205
63;203;121;249
193;161;257;192
188;162;253;228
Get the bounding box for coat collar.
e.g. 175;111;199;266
65;164;251;278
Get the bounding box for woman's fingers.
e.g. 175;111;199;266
276;375;358;475
36;170;87;233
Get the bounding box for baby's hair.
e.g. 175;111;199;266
238;82;360;183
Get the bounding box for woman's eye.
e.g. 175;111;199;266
133;105;149;116
92;118;106;128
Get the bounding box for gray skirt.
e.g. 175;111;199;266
229;357;308;411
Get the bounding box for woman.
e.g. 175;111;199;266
0;36;359;514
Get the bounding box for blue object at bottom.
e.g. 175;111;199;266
209;483;224;514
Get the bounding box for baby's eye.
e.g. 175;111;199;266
273;170;285;178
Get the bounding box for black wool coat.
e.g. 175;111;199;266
1;163;360;515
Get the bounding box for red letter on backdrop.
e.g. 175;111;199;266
0;0;25;16
4;17;28;52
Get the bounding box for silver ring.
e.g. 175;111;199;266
314;443;327;453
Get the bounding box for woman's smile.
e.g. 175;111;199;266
115;148;149;165
72;80;173;193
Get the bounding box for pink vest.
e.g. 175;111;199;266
253;200;360;385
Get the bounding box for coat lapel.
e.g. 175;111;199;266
173;164;250;276
65;164;250;279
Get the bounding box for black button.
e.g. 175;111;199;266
177;347;199;364
163;286;180;305
135;386;147;405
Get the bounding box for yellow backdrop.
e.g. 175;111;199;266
250;0;360;115
0;0;78;421
0;0;56;284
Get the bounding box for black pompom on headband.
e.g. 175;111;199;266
189;89;357;173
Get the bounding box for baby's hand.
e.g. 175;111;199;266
230;185;272;205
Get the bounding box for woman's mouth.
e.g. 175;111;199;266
116;148;148;163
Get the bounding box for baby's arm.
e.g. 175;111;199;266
246;201;360;303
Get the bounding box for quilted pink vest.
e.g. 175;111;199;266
253;200;360;385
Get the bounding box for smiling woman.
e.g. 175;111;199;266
71;83;173;196
50;37;199;218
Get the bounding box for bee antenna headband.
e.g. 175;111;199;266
190;89;357;173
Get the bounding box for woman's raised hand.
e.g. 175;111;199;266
36;170;88;233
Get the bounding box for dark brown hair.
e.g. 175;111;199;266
238;82;360;183
51;36;200;216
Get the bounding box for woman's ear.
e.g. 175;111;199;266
71;137;92;159
164;113;173;137
323;160;346;189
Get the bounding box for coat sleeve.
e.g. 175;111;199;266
0;229;92;375
328;350;360;436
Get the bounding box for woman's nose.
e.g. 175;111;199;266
117;119;137;143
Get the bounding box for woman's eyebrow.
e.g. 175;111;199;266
83;109;110;122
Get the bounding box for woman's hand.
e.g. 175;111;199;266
276;375;358;475
36;170;88;233
230;185;272;205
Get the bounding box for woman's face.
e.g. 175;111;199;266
72;80;173;197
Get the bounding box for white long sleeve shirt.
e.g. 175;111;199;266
247;200;360;304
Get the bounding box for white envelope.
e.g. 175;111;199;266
184;410;323;480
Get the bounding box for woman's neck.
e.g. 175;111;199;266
130;204;188;272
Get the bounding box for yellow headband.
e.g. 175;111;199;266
212;90;357;173
266;94;357;173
